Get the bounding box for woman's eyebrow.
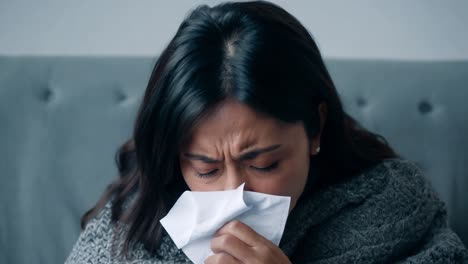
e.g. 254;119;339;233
238;144;282;161
183;144;282;163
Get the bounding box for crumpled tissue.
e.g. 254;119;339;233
160;183;291;264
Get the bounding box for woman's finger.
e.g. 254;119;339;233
216;220;271;247
210;233;254;262
204;252;240;264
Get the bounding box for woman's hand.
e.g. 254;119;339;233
205;220;292;264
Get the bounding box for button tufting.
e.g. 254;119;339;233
115;90;127;103
356;96;367;107
418;100;433;114
41;88;53;102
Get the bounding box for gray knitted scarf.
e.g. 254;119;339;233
65;159;468;263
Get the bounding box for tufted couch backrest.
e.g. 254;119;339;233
0;56;467;264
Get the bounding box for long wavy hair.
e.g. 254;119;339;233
81;0;398;257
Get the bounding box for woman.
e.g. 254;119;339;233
65;1;467;263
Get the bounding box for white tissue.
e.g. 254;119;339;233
160;183;291;264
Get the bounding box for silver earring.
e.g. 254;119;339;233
316;146;320;154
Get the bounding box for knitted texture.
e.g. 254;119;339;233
65;159;468;263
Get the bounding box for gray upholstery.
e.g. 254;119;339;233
0;56;466;264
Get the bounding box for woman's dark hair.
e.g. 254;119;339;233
81;0;398;257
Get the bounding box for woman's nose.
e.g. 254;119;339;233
224;167;248;191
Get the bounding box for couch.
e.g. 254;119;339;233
0;56;466;263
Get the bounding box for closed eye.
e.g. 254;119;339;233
194;161;279;178
251;161;279;173
195;169;218;178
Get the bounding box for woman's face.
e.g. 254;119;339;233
179;99;320;211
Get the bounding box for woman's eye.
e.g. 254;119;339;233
251;161;279;173
195;169;218;178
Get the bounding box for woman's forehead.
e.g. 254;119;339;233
189;101;284;138
182;101;305;152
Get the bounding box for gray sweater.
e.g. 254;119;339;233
65;159;468;263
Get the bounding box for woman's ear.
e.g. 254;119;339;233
310;102;327;156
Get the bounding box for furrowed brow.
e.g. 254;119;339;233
183;144;281;163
